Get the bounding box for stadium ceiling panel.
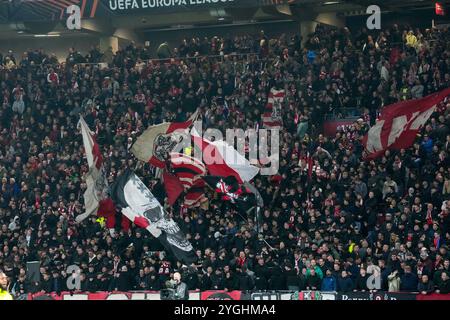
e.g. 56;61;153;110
0;0;448;23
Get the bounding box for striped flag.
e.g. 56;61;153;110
262;88;285;128
169;152;206;191
163;153;208;207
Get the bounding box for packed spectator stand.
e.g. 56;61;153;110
0;23;450;298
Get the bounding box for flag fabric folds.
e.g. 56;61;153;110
183;182;208;208
131;110;198;167
169;152;206;190
191;129;259;184
162;171;184;206
262;88;285;128
111;169;197;264
163;152;207;207
363;88;450;159
76;116;109;223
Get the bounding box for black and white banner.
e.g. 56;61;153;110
111;170;197;264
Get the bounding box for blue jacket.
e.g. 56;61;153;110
321;276;337;291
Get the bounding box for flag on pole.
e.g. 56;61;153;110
111;170;197;264
191;129;259;183
131;109;199;167
262;88;285;128
363;88;450;159
76;116;109;223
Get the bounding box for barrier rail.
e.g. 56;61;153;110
23;290;450;300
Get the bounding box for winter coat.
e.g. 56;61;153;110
321;276;337;291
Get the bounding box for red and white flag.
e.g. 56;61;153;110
162;152;207;206
183;181;208;208
363;88;450;160
191;129;259;184
262;88;285;128
131;109;199;167
169;152;206;190
76;116;109;223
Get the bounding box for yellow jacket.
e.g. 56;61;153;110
406;33;417;47
0;289;13;300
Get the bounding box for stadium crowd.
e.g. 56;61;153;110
0;22;450;298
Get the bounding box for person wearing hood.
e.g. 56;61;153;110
321;269;337;291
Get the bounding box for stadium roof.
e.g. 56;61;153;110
0;0;448;40
0;0;448;23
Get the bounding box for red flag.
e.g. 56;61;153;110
97;198;116;229
162;170;185;206
363;88;450;159
436;2;445;16
121;216;131;232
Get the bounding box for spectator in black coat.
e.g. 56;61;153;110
436;271;450;294
285;263;302;291
417;275;434;295
40;273;52;293
269;265;285;290
236;267;254;291
223;272;238;291
305;268;322;290
117;266;132;291
253;258;269;290
337;271;354;292
354;268;370;291
400;265;418;292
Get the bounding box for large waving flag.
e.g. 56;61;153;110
169;152;206;190
191;129;259;184
163;152;208;207
76;117;109;223
131;109;199;167
363;88;450;159
111;170;197;264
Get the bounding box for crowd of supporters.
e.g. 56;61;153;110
0;22;450;297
